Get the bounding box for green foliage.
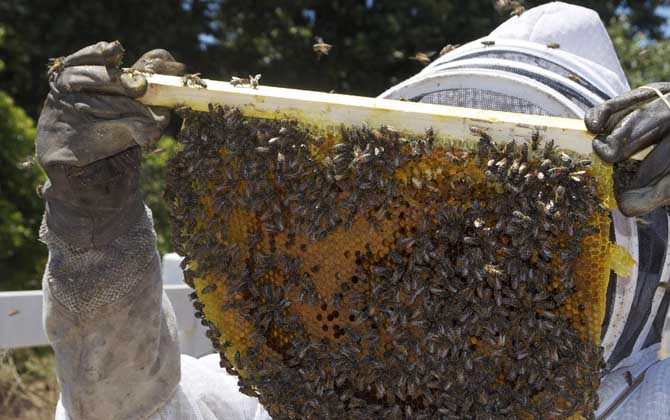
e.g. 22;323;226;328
141;136;182;256
0;0;211;117
208;1;506;97
608;15;670;88
0;90;46;290
0;23;45;291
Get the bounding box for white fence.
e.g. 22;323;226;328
0;253;214;357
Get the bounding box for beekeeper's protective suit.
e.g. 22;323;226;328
380;3;670;418
39;3;670;420
37;44;270;420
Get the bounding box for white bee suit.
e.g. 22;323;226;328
380;2;670;419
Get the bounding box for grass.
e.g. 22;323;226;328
0;347;59;420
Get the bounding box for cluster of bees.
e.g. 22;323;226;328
166;105;607;419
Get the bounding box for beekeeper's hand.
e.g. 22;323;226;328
35;41;185;247
37;40;185;168
585;83;670;216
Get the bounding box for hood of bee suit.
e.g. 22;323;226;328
378;2;630;118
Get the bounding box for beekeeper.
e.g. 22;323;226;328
37;2;668;420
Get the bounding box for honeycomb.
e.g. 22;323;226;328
166;105;631;420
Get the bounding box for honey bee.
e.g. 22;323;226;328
470;126;492;142
568;73;583;83
439;44;461;56
484;264;503;277
409;51;435;66
182;73;207;88
201;283;217;294
529;128;541;152
313;36;333;59
230;76;248;87
47;56;66;79
547;42;560;49
249;74;261;89
624;370;633;386
18;156;35;170
510;6;525;17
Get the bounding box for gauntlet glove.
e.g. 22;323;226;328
585;83;670;216
36;40;185;247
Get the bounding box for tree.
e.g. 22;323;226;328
0;25;45;290
206;1;506;97
608;14;670;88
141;136;181;256
0;0;212;118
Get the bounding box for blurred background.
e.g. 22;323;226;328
1;0;670;418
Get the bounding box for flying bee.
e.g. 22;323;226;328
313;36;333;59
182;73;207;88
18;156;35;170
409;51;435;66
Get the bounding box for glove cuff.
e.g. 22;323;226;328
41;147;146;248
44;194;145;248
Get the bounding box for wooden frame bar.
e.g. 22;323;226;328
139;74;596;155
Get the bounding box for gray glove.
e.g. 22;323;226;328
585;83;670;217
36;41;185;247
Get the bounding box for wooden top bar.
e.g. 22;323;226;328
139;74;597;156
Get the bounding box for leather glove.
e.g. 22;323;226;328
36;41;185;247
585;83;670;217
